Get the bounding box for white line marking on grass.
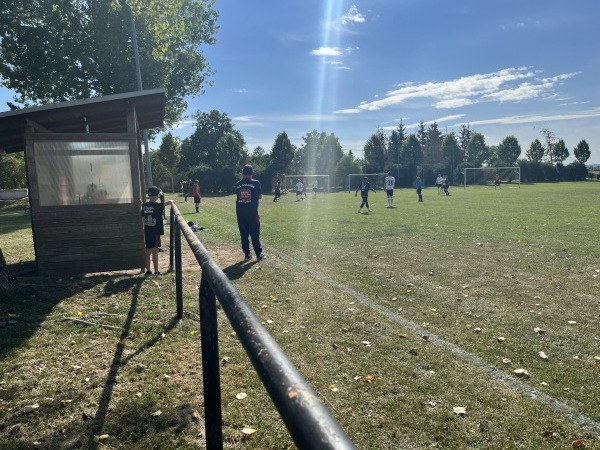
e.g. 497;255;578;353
272;249;600;438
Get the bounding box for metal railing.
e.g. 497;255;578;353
167;204;356;450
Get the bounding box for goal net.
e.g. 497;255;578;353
283;175;330;193
462;167;520;188
347;173;388;192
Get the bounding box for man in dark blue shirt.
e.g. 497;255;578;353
235;165;265;261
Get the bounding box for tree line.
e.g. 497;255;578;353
147;111;592;193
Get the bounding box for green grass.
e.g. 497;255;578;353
1;184;599;449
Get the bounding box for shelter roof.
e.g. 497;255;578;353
0;89;165;154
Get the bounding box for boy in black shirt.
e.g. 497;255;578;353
141;186;174;275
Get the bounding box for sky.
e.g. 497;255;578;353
2;0;600;164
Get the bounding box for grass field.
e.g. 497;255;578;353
1;182;599;449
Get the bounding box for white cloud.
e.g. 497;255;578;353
341;5;366;25
339;68;579;113
311;47;343;56
233;88;248;94
458;108;600;126
435;98;475;109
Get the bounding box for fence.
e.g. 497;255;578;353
167;204;356;450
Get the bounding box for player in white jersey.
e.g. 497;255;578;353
384;171;396;207
311;180;318;198
295;179;305;201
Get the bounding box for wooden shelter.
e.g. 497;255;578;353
0;89;166;274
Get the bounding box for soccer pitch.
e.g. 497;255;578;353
177;182;599;449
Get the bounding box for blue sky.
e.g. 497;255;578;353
2;0;600;164
183;0;600;164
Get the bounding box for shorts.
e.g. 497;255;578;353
144;231;161;249
416;188;422;195
386;189;394;197
194;195;201;204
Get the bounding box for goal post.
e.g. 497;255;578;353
462;167;520;188
347;173;389;192
283;175;330;193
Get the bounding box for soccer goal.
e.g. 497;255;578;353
462;167;520;188
283;175;330;193
346;173;388;192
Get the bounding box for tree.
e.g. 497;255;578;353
400;134;423;169
423;121;443;165
457;124;472;159
0;153;27;189
440;133;461;175
491;135;521;166
179;110;245;170
248;146;270;173
526;139;545;162
573;139;591;163
551;138;569;164
214;133;246;170
157;132;180;192
363;128;386;173
539;128;557;162
270;132;294;176
0;0;218;126
387;122;406;168
335;154;362;189
316;133;343;177
465;132;489;167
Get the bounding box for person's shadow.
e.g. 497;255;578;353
222;260;257;281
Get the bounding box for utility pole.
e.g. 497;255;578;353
128;3;153;188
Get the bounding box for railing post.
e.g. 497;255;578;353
175;217;183;320
199;272;223;449
169;207;174;271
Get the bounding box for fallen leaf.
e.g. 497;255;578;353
572;439;585;448
453;406;467;416
151;410;162;416
513;368;530;377
329;384;339;392
360;374;375;383
241;427;257;435
538;351;549;360
497;336;506;342
236;392;247;400
567;320;577;325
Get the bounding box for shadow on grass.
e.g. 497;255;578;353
0;273;149;358
222;259;258;281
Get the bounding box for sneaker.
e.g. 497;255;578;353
244;254;252;261
145;270;152;276
257;254;266;260
154;271;161;275
368;209;373;212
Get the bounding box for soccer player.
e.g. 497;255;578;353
311;180;318;199
273;181;282;202
355;176;376;213
494;174;502;189
235;165;265;261
384;171;395;207
416;176;423;202
435;174;443;194
295;179;305;201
